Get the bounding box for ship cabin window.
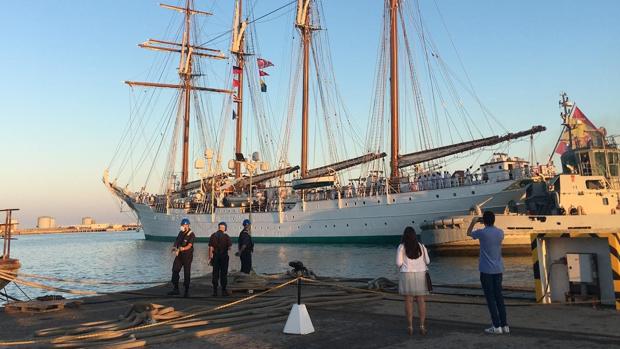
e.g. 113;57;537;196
579;153;592;176
608;153;619;176
603;198;609;206
585;180;605;190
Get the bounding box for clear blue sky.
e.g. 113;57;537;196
1;0;618;228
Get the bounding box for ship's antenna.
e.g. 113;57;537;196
559;92;574;151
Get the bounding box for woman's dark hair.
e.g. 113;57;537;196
401;226;421;259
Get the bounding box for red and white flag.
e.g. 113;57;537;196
257;58;274;69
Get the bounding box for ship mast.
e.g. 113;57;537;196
389;0;400;182
296;0;312;178
180;0;193;187
125;1;231;189
231;0;247;179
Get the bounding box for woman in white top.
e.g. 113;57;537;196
396;226;430;335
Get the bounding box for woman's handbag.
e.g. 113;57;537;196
422;244;433;292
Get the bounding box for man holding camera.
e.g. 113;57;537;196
209;222;232;296
468;211;509;335
168;218;195;297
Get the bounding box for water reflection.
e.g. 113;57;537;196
3;232;533;300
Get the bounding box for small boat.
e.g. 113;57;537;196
1;208;20;291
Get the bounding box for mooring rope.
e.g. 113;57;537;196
0;270;167;286
0;276;301;347
299;277;620;307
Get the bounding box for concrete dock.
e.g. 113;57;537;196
0;275;619;348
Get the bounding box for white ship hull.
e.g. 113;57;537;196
419;212;620;255
126;180;527;243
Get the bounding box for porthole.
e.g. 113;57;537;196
377;200;380;204
453;193;456;197
346;224;349;227
435;194;439;198
333;224;336;227
363;201;366;205
471;191;475;195
409;197;412;201
392;198;396;202
384;222;387;225
364;223;368;226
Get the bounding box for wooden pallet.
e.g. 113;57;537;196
4;299;83;313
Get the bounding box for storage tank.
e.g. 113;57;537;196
82;217;95;225
37;216;55;229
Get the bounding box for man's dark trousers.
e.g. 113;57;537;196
240;252;252;273
171;252;193;290
212;254;229;291
480;272;507;328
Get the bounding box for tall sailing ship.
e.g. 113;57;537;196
104;0;545;243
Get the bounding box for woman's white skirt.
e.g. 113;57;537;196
399;272;429;296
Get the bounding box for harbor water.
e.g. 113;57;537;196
3;231;533;300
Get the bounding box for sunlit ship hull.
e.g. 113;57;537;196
121;180;527;244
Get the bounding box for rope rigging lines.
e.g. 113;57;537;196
361;0;519;176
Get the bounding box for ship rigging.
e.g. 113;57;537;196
104;0;546;243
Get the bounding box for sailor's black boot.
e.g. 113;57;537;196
168;283;180;296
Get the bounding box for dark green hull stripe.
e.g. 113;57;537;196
145;234;401;245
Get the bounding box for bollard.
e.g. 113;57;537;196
283;277;315;335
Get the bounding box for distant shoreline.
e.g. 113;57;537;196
8;226;140;236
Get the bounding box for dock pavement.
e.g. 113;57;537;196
0;275;618;348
